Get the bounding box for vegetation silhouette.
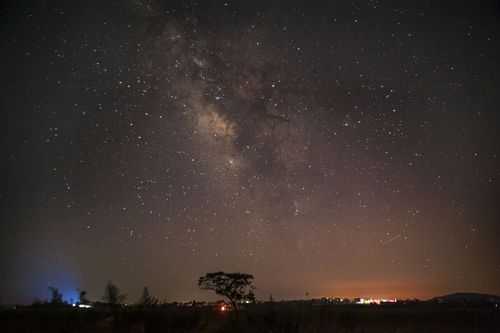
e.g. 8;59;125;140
5;280;500;332
78;289;89;305
48;286;63;305
137;286;158;306
102;281;126;305
198;272;256;313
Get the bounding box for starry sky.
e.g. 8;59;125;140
2;0;500;304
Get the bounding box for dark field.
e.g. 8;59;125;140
2;303;499;333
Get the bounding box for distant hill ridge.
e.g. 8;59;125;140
432;292;500;304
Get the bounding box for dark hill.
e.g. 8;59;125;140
432;292;500;304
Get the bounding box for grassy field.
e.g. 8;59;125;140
2;302;499;333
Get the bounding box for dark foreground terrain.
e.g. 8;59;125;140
2;302;499;333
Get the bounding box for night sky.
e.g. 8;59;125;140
2;0;500;305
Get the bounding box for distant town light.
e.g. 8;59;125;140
356;298;397;305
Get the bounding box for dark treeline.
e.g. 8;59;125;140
2;273;499;333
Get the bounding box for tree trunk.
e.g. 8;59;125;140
230;299;240;322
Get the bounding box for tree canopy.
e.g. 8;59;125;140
198;272;255;310
137;286;158;306
78;289;89;305
48;286;63;304
102;281;126;305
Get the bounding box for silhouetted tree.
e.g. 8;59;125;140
78;289;89;305
48;286;64;304
198;272;256;312
102;281;126;305
137;286;158;306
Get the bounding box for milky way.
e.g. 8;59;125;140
2;0;500;304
